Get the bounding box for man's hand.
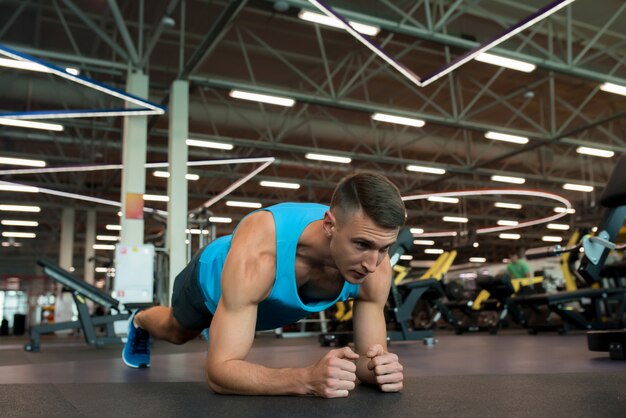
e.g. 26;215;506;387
366;344;403;392
307;347;359;398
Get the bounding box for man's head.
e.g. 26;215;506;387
509;251;520;263
324;172;406;284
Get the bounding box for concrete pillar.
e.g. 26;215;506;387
167;80;189;304
59;208;75;270
84;210;96;285
120;70;148;246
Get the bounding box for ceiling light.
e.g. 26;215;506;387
65;67;80;76
95;267;108;273
600;82;626;96
209;216;232;223
0;118;64;131
399;255;413;260
96;235;119;241
0;184;39;193
0;204;41;212
554;207;576;214
414;240;435;245
474;53;536;72
1;220;38;227
226;201;262;209
485;131;529;144
260;180;300;189
0;57;79;76
1;241;22;247
428;196;459;204
473;242;479;248
491;175;525;184
495;202;522;209
372;113;425;128
143;194;169;202
185;139;233;150
406;165;446;175
425;249;444;254
470;257;487;263
186;229;210;235
2;231;36;238
575;146;614;158
542;236;563;242
563;183;594;192
93;244;115;250
497;220;519;226
298;10;380;36
106;225;121;231
410;228;424;234
229;90;295;107
547;223;570;230
152;171;199;180
305;153;352;164
499;233;520;240
443;216;468;223
0;156;46;167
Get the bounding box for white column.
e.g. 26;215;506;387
120;70;148;246
84;210;96;285
167;80;189;304
59;208;75;270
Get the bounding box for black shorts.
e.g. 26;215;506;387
171;247;214;330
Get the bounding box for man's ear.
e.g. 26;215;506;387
323;211;336;238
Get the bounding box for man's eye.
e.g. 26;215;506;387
355;242;368;249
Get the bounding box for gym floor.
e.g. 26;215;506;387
1;330;625;417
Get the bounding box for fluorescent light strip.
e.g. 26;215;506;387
95;267;109;273
1;220;38;227
425;249;444;254
0;46;165;114
547;223;570;230
0;184;39;193
305;153;352;164
96;235;119;241
0;204;40;212
410;228;424;234
209;216;232;223
0;57;78;75
414;231;458;238
563;183;594;192
152;171;200;181
427;196;459;204
0;118;64;131
1;241;22;247
260;180;300;189
105;224;121;231
399;255;413;260
575;146;614;158
542;236;563;242
93;244;115;250
469;257;487;263
185;139;233;150
186;229;210;235
2;231;36;238
499;233;521;240
371;113;425;128
226;201;262;209
413;240;435;245
443;216;468;223
497;220;519;226
600;82;626;96
0;156;46;167
495;202;522;209
474;53;536;72
554;207;576;214
143;194;169;202
406;165;446;175
491;175;526;184
229;90;295;107
297;10;380;36
485;131;529;144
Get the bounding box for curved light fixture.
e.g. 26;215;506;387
402;189;572;237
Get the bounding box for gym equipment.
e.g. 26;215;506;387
24;259;132;352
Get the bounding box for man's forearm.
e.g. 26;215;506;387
206;360;311;396
355;357;377;386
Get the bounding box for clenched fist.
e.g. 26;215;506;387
307;346;360;398
366;344;403;392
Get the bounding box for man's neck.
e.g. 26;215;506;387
297;220;335;269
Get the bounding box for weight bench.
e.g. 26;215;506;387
24;259;131;352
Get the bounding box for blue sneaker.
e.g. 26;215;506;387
122;310;151;368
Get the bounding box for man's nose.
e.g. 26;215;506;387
362;251;378;273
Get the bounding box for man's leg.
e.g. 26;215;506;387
134;306;201;345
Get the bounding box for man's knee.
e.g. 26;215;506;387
168;314;199;344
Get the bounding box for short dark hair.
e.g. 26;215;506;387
330;172;406;229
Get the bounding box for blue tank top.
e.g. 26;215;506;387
197;202;361;331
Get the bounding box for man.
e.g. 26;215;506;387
507;251;532;279
122;172;406;398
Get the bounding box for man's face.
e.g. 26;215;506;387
510;254;519;263
326;209;399;284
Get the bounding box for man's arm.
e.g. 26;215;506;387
352;258;403;392
205;212;358;397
